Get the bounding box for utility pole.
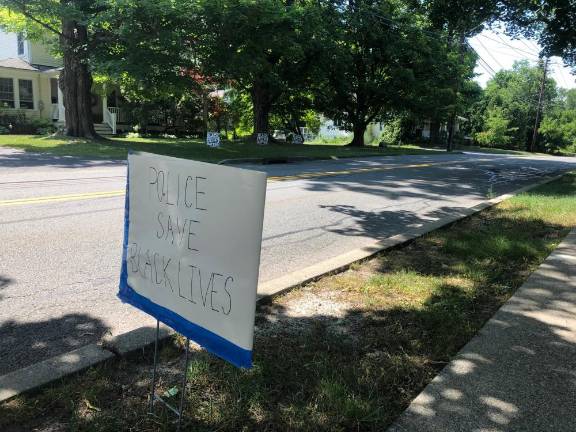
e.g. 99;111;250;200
531;57;549;152
447;32;466;152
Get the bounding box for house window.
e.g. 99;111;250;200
50;78;58;104
0;78;15;108
18;79;34;109
17;33;25;56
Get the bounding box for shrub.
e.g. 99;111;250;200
0;111;56;135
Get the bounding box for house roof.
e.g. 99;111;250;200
0;58;39;71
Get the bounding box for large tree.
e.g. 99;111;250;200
189;0;325;139
415;0;498;149
480;60;557;150
0;0;104;138
315;0;456;147
500;0;576;66
539;88;576;152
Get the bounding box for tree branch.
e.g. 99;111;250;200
4;0;64;37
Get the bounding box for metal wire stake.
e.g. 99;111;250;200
177;338;191;431
148;320;160;414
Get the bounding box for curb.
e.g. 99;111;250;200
0;326;171;403
217;149;457;166
0;173;566;403
257;173;566;300
219;154;368;165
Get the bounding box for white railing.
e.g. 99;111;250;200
51;104;59;120
104;107;117;135
108;107;130;124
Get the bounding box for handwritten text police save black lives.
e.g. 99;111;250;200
128;166;233;316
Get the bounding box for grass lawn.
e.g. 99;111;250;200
0;135;438;162
2;174;576;431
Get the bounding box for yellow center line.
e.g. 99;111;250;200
267;161;439;182
1;161;450;207
0;190;126;207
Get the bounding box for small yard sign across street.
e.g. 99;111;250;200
206;131;220;148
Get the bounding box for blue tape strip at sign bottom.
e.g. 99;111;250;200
117;161;252;369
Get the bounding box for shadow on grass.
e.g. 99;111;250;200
3;278;569;432
0;135;435;168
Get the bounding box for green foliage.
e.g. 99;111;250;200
302;110;321;135
315;0;461;146
479;60;557;150
0;111;56;135
500;1;576;67
475;107;516;147
539;89;576;153
379;117;403;146
190;0;326;135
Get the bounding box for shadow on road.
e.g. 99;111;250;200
0;313;110;375
0;276;12;301
298;157;574;205
0;147;125;169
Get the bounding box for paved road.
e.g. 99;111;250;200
1;147;575;375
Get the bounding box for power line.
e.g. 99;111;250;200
556;63;573;88
478;33;540;59
475;37;504;69
518;38;539;54
494;33;541;59
466;41;497;75
476;59;496;78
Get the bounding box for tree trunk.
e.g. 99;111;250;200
430;119;441;145
60;19;96;139
446;114;456;152
251;83;271;138
349;121;366;147
202;89;209;134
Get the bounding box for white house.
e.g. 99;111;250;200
316;115;386;145
0;29;124;135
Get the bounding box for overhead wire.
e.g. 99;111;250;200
475;37;505;69
478;33;540;59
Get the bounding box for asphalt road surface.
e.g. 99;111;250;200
1;147;575;375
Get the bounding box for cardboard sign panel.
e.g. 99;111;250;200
118;152;267;368
256;133;269;146
206;132;220;148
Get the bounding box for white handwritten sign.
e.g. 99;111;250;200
119;152;267;368
256;133;269;146
206;132;220;148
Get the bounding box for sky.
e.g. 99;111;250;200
468;28;576;90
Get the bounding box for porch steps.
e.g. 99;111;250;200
94;123;115;137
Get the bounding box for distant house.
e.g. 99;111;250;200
415;117;467;142
316;115;385;144
0;31;64;123
0;30;134;136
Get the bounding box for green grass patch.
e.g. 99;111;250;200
2;174;576;431
0;134;437;162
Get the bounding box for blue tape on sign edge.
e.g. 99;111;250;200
117;152;253;369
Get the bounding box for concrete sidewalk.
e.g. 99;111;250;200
388;229;576;432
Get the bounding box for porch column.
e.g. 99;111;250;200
102;94;108;119
57;85;65;122
13;78;20;110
